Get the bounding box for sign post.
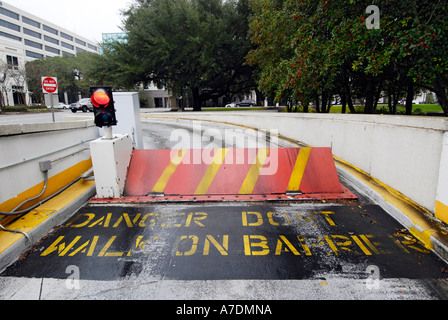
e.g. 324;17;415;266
42;77;58;122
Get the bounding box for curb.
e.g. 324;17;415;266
0;179;96;273
336;161;448;264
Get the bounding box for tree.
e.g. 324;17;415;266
246;0;296;106
0;60;11;106
80;43;142;91
348;0;448;115
26;53;102;104
24;0;258;110
122;0;256;111
10;66;27;106
247;0;448;116
26;57;73;104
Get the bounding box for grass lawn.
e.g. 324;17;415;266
1;105;49;112
201;107;266;111
328;104;444;114
401;104;445;112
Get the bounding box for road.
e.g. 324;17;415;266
1;115;448;301
0;109;78;124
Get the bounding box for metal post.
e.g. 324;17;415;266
50;93;55;123
104;126;113;139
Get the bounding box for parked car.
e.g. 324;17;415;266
225;102;238;108
71;98;93;113
48;102;70;109
236;99;256;107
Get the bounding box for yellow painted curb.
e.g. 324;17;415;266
0;159;92;213
0;179;95;255
334;157;448;251
436;200;448;226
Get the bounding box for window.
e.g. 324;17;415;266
0;19;20;32
45;45;60;55
62;51;75;57
7;55;19;70
75;38;86;46
23;28;41;39
61;41;74;50
76;47;86;53
60;32;73;41
22;16;40;28
154;98;164;108
12;86;25;105
0;31;21;41
43;25;58;35
88;44;98;51
44;35;59;45
26;50;44;59
0;7;19;20
25;39;43;50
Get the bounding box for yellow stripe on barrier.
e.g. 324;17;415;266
287;147;311;192
195;148;229;195
239;148;269;195
152;149;188;193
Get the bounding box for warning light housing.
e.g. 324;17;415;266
90;86;117;128
92;90;110;107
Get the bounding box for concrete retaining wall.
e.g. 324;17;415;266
153;112;448;220
0;120;100;212
436;132;448;224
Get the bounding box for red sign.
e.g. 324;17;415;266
42;77;58;94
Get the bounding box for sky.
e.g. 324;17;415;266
9;0;133;43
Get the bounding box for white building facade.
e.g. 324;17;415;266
0;1;98;106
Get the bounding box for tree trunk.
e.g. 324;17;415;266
373;80;382;112
320;89;332;113
314;94;320;113
365;77;375;114
345;84;356;113
21;92;27;107
387;84;393;114
341;91;347;114
0;90;5;107
255;87;263;106
325;92;333;113
433;78;448;117
392;92;399;114
302;100;309;113
405;79;414;115
438;94;448;117
341;66;356;113
192;87;201;111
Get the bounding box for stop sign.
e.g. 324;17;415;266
41;77;58;94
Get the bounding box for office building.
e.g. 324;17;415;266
0;1;98;106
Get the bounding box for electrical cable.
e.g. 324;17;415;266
10;171;48;213
0;175;82;216
0;224;32;244
0;167;93;245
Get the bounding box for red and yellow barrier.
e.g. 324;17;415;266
119;148;356;202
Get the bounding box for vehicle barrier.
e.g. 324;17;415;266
121;147;357;202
